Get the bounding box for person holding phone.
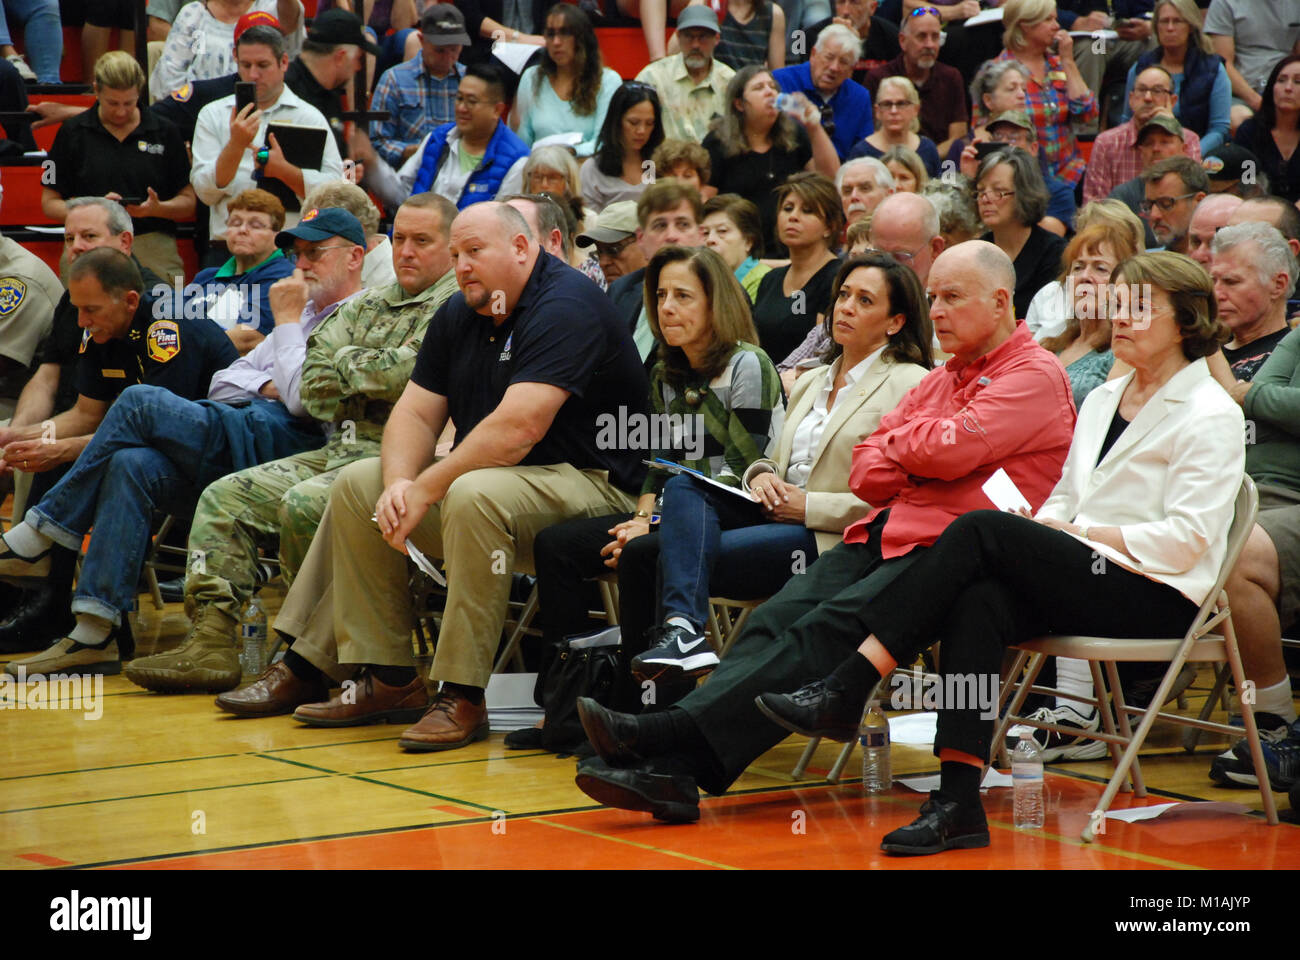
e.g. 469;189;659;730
191;22;344;269
41;52;194;284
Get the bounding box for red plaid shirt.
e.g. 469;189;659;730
984;50;1097;187
1082;119;1203;205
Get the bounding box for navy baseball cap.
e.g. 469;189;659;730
276;207;366;248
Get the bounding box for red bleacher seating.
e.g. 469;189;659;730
594;27;651;80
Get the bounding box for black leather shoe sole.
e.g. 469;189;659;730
753;692;857;742
574;764;700;823
577;696;645;767
504;726;544;750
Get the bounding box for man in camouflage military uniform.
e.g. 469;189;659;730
124;192;461;691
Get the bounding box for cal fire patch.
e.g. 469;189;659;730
171;82;192;102
146;320;181;363
0;277;26;316
301;208;320;222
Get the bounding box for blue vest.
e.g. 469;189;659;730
1136;45;1222;140
410;120;529;209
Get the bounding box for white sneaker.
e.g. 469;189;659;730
5;54;35;81
1006;704;1108;762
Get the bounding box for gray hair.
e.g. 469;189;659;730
815;23;860;57
836;156;894;193
1212;221;1300;292
969;59;1030;115
302;181;381;236
67;196;132;235
522;144;582;198
922;179;979;237
976;147;1048;226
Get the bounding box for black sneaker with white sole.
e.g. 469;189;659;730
1208;712;1291;788
630;624;718;683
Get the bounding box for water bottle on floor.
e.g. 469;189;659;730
860;700;891;793
1012;729;1045;828
239;597;268;677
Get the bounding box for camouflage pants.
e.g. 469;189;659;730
184;446;370;621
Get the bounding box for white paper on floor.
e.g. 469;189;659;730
485;672;543;732
1103;801;1251;824
898;768;1014;793
888;711;938;744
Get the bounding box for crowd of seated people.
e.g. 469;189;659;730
1;0;1300;857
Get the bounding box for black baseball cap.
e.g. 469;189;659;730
1203;144;1258;184
421;4;472;46
277;207;366;248
308;8;382;55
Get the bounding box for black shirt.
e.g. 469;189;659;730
704;124;813;258
47;106;190;237
982;225;1068;320
1096;409;1131;465
1224;327;1290;382
750;258;840;366
285;58;347;157
411;251;650;493
74;293;237;404
150;73;237;143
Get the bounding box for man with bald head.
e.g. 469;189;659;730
249;202;650;750
1188;193;1244;268
1228;196;1300;262
574;241;1077;822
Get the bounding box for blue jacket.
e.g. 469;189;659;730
411;120;529;208
771;62;873;160
182;251;296;335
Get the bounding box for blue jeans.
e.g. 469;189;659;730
657;473;820;630
0;0;63;82
28;386;236;625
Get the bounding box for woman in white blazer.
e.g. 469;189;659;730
758;251;1245;856
627;253;933;685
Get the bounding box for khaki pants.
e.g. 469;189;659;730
132;231;185;287
277;458;636;687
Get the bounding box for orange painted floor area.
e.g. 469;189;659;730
115;773;1299;871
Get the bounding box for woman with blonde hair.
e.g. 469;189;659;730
849;76;941;178
995;0;1097;188
1121;0;1230;152
1026;199;1146;340
881;145;930;194
42;50;195;283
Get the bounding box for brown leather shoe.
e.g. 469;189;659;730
293;671;430;727
398;688;490;752
215;662;329;717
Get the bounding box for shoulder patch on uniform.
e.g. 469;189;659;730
146;319;181;363
0;278;27;316
171;82;192;102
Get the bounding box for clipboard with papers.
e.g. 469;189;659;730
643;458;757;503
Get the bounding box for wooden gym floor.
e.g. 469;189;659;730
2;585;1298;871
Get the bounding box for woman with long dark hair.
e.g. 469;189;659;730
1233;54;1300;204
580;81;665;212
511;4;622;157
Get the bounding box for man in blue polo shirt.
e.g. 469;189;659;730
772;23;874;161
216;202;650;749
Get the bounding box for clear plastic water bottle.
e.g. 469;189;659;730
860;700;891;793
775;92;803;116
239;597;268;677
1012;729;1045;828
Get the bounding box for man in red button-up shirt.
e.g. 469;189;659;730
573;241;1078;818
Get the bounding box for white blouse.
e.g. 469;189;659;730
784;346;884;487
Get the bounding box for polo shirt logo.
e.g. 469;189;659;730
136;141;164;155
0;277;26;316
498;333;512;362
146;320;181;363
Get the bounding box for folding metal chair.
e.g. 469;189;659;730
991;476;1279;841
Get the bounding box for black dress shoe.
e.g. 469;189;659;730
574;758;700;823
754;679;863;741
155;577;185;604
0;586;75;654
577;696;646;767
880;791;990;856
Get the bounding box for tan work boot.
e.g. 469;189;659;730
124;605;240;693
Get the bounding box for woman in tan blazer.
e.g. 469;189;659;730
627;253;934;684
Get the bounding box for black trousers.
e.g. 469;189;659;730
863;510;1199;763
675;513;925;794
533;512;658;656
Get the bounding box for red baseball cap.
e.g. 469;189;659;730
234;10;282;41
